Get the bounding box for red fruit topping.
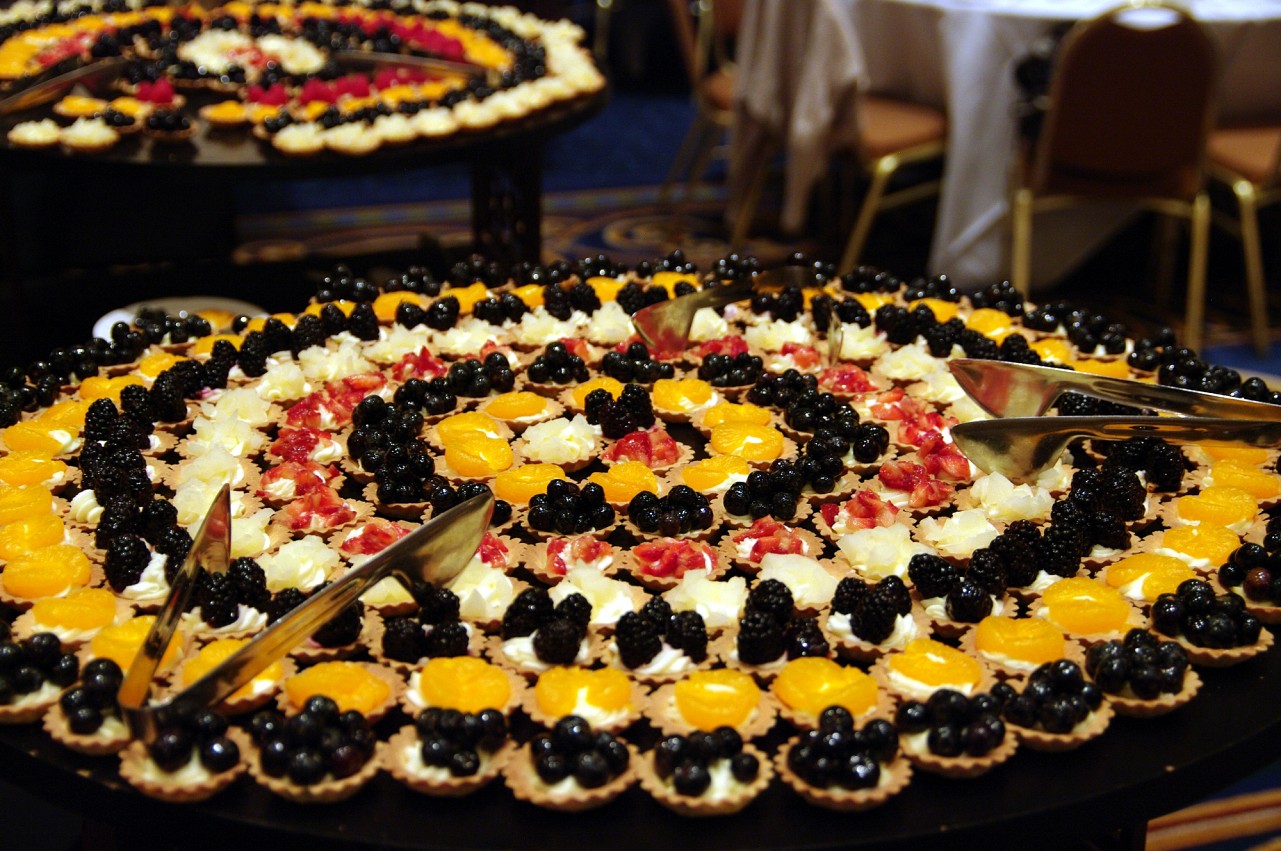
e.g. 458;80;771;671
258;461;339;500
275;487;356;532
615;335;682;362
633;539;716;578
602;428;680;466
819;364;877;395
820;490;900;531
478;532;510;570
268;426;328;464
732;518;807;562
877;461;954;508
298;78;338;104
287;373;388;430
246;83;290;106
696;336;749;359
340;518;410;556
546;536;613;575
135;78;176;104
917;433;972;482
559;338;591;360
391;347;448;381
779;343;822;370
333;74;372;99
868;387;907;420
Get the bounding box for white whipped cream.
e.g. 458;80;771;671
835;525;933;580
500;635;589;674
967;474;1053;522
521;415;597;465
757;554;837;610
548;568;634;628
584;301;633;344
450;558;518;623
182;604;267;635
625;642;695;677
688;308;729;342
257;537;338;593
828;610;919;649
138;750;215;785
664;573;747;630
120;552;169;603
68;490;103;524
884;666;976;701
743;319;813;352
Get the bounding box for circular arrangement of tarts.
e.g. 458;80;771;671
0;249;1276;815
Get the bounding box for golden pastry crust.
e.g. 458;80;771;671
43;705;132;756
824;607;930;663
1011;702;1114;752
1103;668;1202;718
773;749;912;812
382;725;514;796
247;740;383;803
638;742;773;816
118;727;251;802
900;730;1019;778
1173;626;1274;667
504;740;638;812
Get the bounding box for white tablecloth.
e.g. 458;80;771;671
731;0;1281;289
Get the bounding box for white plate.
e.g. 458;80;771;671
93;296;266;341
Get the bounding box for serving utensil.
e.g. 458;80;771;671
948;358;1281;421
632;266;813;354
331;50;493;85
952;416;1281;482
0;56;128;116
121;492;492;741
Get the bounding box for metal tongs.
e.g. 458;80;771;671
119;489;492;741
948;359;1281;481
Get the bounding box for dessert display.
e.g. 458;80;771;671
0;0;605;157
0;249;1277;828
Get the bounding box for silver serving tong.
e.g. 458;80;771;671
120;491;493;742
0;56;129;117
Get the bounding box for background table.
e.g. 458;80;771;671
731;0;1281;289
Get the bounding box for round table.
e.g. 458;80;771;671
731;0;1281;289
2;644;1279;850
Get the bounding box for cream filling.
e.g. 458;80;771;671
743;319;813;352
838;323;890;360
501;635;589;673
120;552;169;602
402;740;494;780
757;554;836;610
521;415;597;464
828;611;918;649
688;308;729;342
967;474;1054;522
874;341;939;382
663;573;747;630
548;568;633;627
1152;547;1214;571
255;361;311;402
68;490;103;524
258;538;338;593
181;604;267;635
583;301;633;344
884;666;976;701
138;751;214;785
1171;512;1254;536
628;642;694;677
450;558;517;623
835;526;932;580
8;118;60;145
922;594;1005;620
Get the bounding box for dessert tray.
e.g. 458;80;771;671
0;250;1279;847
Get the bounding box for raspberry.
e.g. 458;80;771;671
532;618;583;665
945;578;993;623
666;610;708;662
615;611;662;669
382;617;426;662
831;577;870;615
966;549;1007;595
747;579;794;625
907;553;956;599
423;621;469;657
737;609;785;664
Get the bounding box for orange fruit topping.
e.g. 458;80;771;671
1105;553;1195;601
586;276;626;302
535;666;632;717
1039;578;1131;635
1200;443;1271;466
0;514;66;560
1209;460;1281;500
2;421;74;454
31;587;118;631
1071;358;1130;379
284;661;391;715
443;282;491;315
773;657;878;717
511;283;545;309
137;351;186;379
679;455;751;492
182;638;283;701
1176;486;1257;528
435;411;503;443
652;378;714;413
418;657;512;713
191;334;242;356
701;401;771;429
484;391;549;420
673;669;761;731
709;422;786;463
886;638;982;688
302;299;358;318
1029;338;1072;363
907;298;960;323
79;375;143;404
0;451;67;488
38;400;87;430
1159;524;1240;565
0;486;54;525
570;377;623;409
372;291;426;322
588;461;659;504
966;308;1014;336
650;271;700;297
56;94;107;116
4;545;92;598
90;616;181;672
973;616;1066;666
493;464;568;504
445;433;513;477
244;313;296;333
851;292;893;312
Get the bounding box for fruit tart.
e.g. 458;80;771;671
813;490;902;544
279;660;401;724
647;669;779;740
1148;579;1274;666
772;657;891;731
775;717;912;812
119;710;249;802
999;660;1113;752
906;551;1013;639
373;597;486;673
893;688;1019;778
960;615;1084;680
872;638;995;703
623;488;720;542
44;657;131;755
1213;542;1281;624
528;535;616;585
505;716;638;812
600;426;692;474
11;586;132;649
173;637;293;716
825;576;930;661
401;656;524;722
384;707;516;796
1083;631;1201;717
524;666;642;733
587;462;662;509
639;731;773;817
718;517;824;574
512;415;601;473
1030;578;1147;645
490;588;599;679
0;632;80;724
1098;553;1197;608
246;700;381;803
615;537;724;592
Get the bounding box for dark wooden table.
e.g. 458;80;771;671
1;640;1278;851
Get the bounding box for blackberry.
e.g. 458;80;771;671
227;557;270;612
1049;500;1093;556
1036;526;1083;578
847;592;897;644
423;621;469;657
736;609;785;664
267;588;308;624
786;617;830;659
154;526;193;574
195;572;240;628
312;595;363;647
615;611;662;668
945;578;993;623
878;575;912;616
103;533;151;593
907;553;956;599
667;610;708;662
830;577;870;615
747;579;794;624
554;593;593;631
532;618;583;665
640;594;673;628
382;617;427;662
1092;510;1130;551
965;549;1007;595
291;314;327;353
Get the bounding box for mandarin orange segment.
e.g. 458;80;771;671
3;544;92;598
0;451;67;488
2;421;72;453
586;276;626;302
0;485;54;524
534;666;631;717
1210;460;1281;500
851;292;893;312
284;661;391;715
652;378;714;412
1040;578;1131;635
650;271;699;296
680;455;751;492
493;464;568;504
1160;524;1240;564
965;308;1013;336
372;290;426;322
31;587;117;631
418;657;512;713
38;400;87;430
445;433;513;477
0;513;66;560
701;401;771;428
887;638;982;687
907;298;960;323
182;638;283;700
511;283;545;309
79;375;144;404
1201;443;1271;466
571;377;623;409
484;391;549;420
137;351;186;379
1176;486;1257;527
773;657;878;716
435;411;503;443
673;669;760;731
245;313;296;333
443;282;492;315
587;461;658;503
303;299;358;318
191;334;242;356
1029;338;1073;363
1070;358;1130;379
709;422;785;463
973;616;1066;666
90;616;180;672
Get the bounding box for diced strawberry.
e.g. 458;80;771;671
478;532;509;570
732;517;805;561
917;433;973;482
546;539;569;576
603;428;681;466
878;460;926;492
298;78;337;104
391;347;448;381
819;364;877;394
547;536;613;575
268;426;325;463
868;387;907;420
275;487;356;532
333;74;371;99
615;335;682;362
696;336;749;359
341;518;409;556
634;540;715;578
820;503;841;527
824;490;900;531
560;338;591;360
258;461;339;500
779;343;821;370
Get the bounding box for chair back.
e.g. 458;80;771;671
1031;1;1216;200
666;0;742;92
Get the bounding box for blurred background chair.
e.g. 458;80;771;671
1206;121;1280;355
1009;1;1216;350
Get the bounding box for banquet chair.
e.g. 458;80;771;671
1206;122;1280;355
1009;1;1216;351
659;0;741;207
